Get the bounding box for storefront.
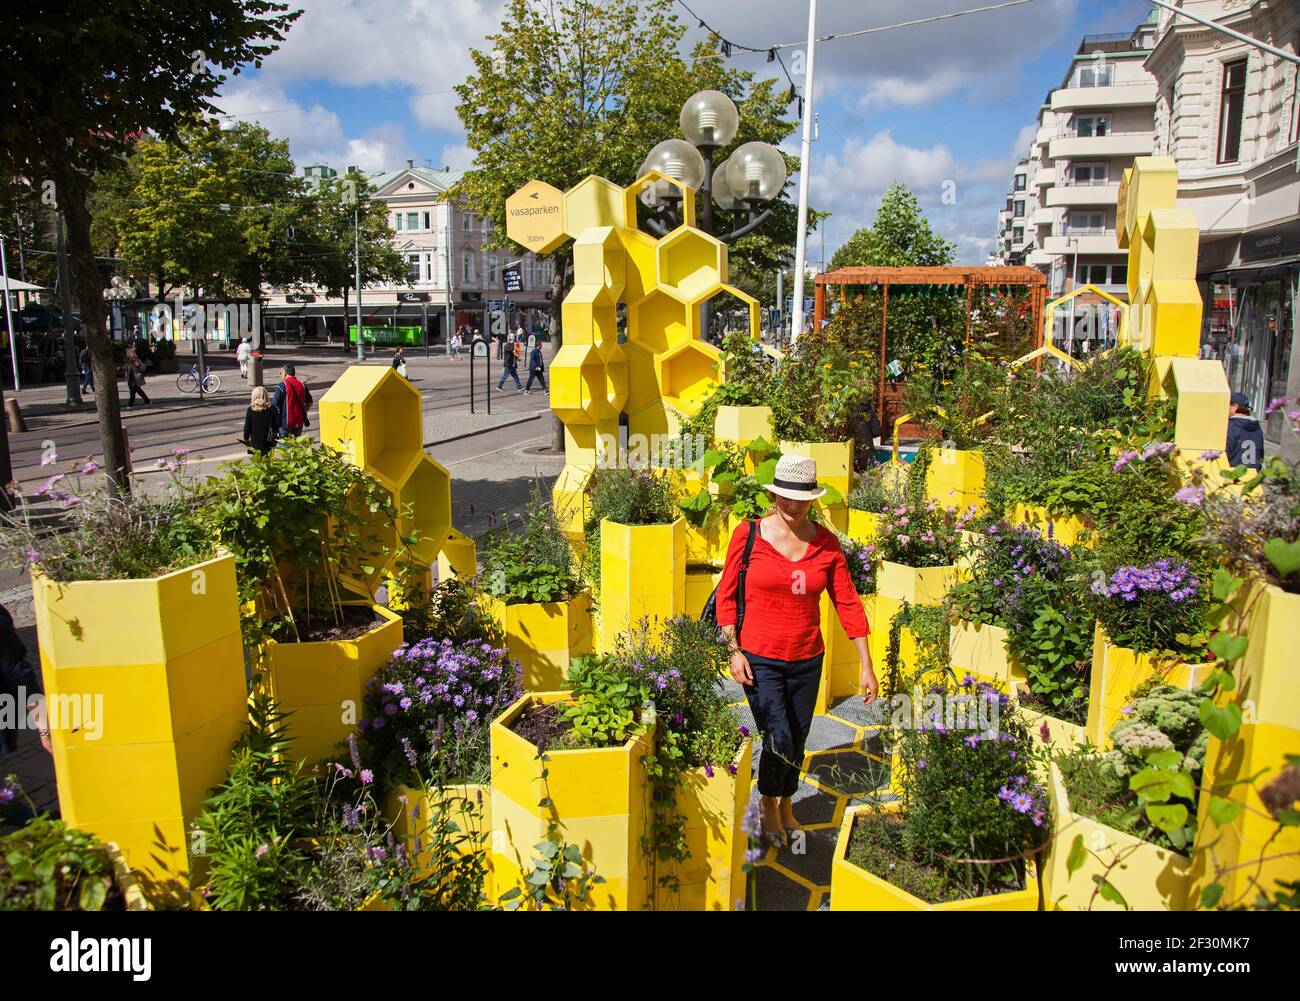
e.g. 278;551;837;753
1198;218;1299;446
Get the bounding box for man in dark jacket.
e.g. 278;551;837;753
496;342;523;392
523;343;547;395
1226;391;1265;471
271;364;313;438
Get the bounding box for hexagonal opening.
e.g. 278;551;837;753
659;340;722;412
625;171;695;243
597;342;628;414
563;175;626;239
628;289;693;355
550;343;607;420
344;478;399;586
693;284;760;349
320;366;423;475
657;226;726;303
396;453;452;566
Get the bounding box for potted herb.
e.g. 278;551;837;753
202;437;406;764
585;467;684;651
479;485;592;690
1047;684;1205;910
832;676;1047;910
2;457;245;904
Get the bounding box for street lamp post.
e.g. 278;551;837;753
354;207;364;362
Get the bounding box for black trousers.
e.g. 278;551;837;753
525;368;547;391
127;380;150;406
742;649;824;797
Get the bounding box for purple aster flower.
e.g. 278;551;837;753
704;764;715;779
1197;449;1223;462
1112;450;1138;472
739;725;751;737
963;734;980;748
917;759;927;770
1174;485;1204;507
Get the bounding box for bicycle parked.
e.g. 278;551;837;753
177;363;221;394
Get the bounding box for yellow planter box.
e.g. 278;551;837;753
705;512;749;566
779;439;854;499
949;620;1021;687
831;803;1041;911
685;565;722;620
846;509;882;544
485;591;593;691
1237;580;1300;731
435;528;478;580
256;604;404;765
387;783;494;899
598;517;686;652
31;554;248;905
871;561;956;675
1009;503;1094;548
490;691;653;911
107;842;152;911
816;593;873;716
1018;705;1088;759
658;738;754;911
1087;624;1214;747
814;500;849;533
1045;760;1190;911
714;405;773;446
684;516;723;565
924;448;986;514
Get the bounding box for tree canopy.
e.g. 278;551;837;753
829;182;956;270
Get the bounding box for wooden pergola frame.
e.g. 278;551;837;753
813;266;1049;425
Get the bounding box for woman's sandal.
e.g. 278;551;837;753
761;825;789;850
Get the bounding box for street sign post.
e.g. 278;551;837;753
470;336;490;415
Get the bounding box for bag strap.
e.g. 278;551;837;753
734;518;759;647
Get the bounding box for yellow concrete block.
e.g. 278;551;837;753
485;591;593;691
714;405;773;447
1145;207;1200;281
779;440;854;499
490;691;653;910
1086;623;1215;747
505;179;567;254
624;170;696;234
1235;581;1300;731
817;593;873;714
596;341;628;414
1196;720;1300;904
617;226;661;305
846;509;882;543
318;364;423;475
684;566;722;619
549;343;604;423
563;175;626;238
627;289;692;355
877;561;956;606
831;804;1041;911
656;226;727;303
1045;760;1190;911
1162;356;1230;454
599;518;686;651
396;453;452;567
1118;156;1179;249
949;620;1014;687
436;528;478;580
924;448;986;514
571;225;627;300
657;339;722;415
256;605;403;764
659;739;753;911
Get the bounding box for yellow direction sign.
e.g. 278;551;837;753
506;180;567;254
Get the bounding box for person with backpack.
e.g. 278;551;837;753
715;454;875;850
496;339;523;392
1226;391;1265;471
272;363;312;438
523;341;547;395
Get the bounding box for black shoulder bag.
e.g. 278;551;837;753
701;519;759;644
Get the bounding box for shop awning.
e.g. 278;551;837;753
1206;256;1300;283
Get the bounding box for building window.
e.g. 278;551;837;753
1073;114;1110;137
1014;199;1025;217
1291;64;1299;144
423;210;431;230
1072;162;1108;185
1218;58;1247;164
462;252;473;284
394;213;403;231
1076;63;1114;88
406;212;420;231
1014;174;1026;191
1111;263;1127;286
407;254;422;283
1013;227;1024;244
1068;211;1105;234
463;211;472;232
488;256;499;286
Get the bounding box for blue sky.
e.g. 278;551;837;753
217;0;1156;263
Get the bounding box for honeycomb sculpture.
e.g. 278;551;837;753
319;365;453;571
509;170;755;537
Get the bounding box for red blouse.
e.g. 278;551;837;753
715;519;870;662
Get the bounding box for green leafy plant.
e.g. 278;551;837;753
0;790;128;911
480;482;581;605
900;352;1007;450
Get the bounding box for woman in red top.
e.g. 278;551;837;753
716;454;877;848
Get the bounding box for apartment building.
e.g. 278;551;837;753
995;13;1159;348
1146;0;1300;453
263;161;555;346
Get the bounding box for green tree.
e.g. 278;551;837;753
829;182;955;269
0;0;301;493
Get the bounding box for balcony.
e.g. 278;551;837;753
1046;182;1121;207
1033;165;1056;188
1051;82;1157;112
1032;206;1056;227
1048;131;1153;160
1026;248;1053;267
1043;232;1125;255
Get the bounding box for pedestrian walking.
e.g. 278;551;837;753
124;347;150;407
524;341;547;395
451;327;463;359
272;363;312;438
496;341;523;391
78;346;93;394
236;337;252;380
242;386;281;456
392;346;408;378
715;454;875;849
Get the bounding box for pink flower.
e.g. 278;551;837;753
360;768;374;785
1174;485;1204;507
255;843;269;859
1265;396;1290;416
897;534;911;546
1196;450;1223;463
79;459;99;476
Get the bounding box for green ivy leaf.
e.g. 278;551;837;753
1066;834;1087;876
1093;875;1130;910
1208;633;1248;663
1200;883;1224;909
1263;538;1300;578
1211;568;1244;602
1207;796;1243;827
1146;802;1188;832
1200;701;1243;742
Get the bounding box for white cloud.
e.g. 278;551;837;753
438;143;476;172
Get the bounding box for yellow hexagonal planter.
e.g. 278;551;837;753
1018;705;1088;759
684;564;722;619
815;593;874;715
871;561;956;675
949;620;1021;688
831;803;1041;911
485;591;593;691
655;226;727;304
657;338;722;415
1009;503;1094;548
924;447;986;514
1236;580;1300;731
490;691;653;911
1086;623;1214;747
319;365;423;483
387;783;494;899
255;604;404;765
657;738;754;911
627;289;693;355
714;405;773;447
598;517;686;652
1045;760;1189;911
436;527;478;580
846;509;882;543
563;175;627;238
31;553;248;904
779;440;854;499
395;452;453;568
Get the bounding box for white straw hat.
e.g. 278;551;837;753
766;454;826;501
